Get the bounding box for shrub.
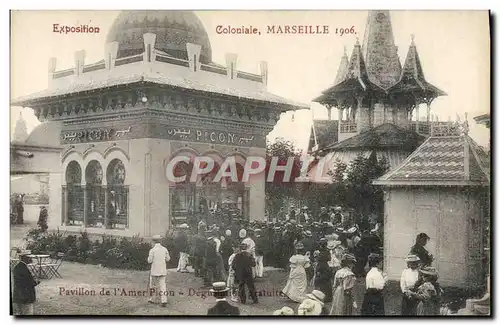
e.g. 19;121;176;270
23;228;167;271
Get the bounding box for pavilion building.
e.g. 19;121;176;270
11;10;306;237
308;11;448;180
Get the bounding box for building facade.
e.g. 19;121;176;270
11;11;306;237
374;123;490;288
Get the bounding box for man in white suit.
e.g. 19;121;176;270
147;235;170;307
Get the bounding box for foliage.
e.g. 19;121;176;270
24;229;154;271
265;138;304;217
343;154;389;218
294;153;389;224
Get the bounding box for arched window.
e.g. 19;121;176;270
221;161;249;220
85;160;104;228
63;161;84;226
106;159;128;229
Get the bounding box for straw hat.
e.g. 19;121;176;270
304;230;312;237
179;223;189;229
209;282;230;294
239;229;247;239
297;297;323;315
225;229;232;237
404;254;421;263
273;306;294;316
152;235;162;242
327;240;342;250
295;242;305;250
306;290;325;303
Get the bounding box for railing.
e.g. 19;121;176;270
410;121;468;137
339;121;357;133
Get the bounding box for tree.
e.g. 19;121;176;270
343;153;389;222
265;138;303;219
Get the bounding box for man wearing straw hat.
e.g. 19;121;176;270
207;282;240;316
231;242;258;304
147;235;170;307
176;223;190;273
12;250;39;315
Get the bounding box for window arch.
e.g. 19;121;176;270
106;158;126;185
85;160;103;185
85;160;104;228
106;159;129;229
63;161;84;226
65;161;82;185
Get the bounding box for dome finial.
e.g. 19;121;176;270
411;34;415;44
355;37;360;45
343;45;347;55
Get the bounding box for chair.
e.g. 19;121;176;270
42;252;65;279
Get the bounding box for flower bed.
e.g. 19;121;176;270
24;228;180;271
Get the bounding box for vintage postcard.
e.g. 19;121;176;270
9;10;491;316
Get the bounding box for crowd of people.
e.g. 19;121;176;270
143;205;439;316
11;203;440;316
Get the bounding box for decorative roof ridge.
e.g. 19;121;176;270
466;135;490;181
375;135;433;181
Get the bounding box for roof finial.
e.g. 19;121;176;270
355;37;360;45
410;34;415;44
343;45;347;56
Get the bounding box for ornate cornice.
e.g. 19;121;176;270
31;84;283;127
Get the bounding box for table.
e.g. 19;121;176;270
27;254;50;279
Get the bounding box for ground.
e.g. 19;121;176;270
11;223;404;316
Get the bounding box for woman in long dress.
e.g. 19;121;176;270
361;253;386;316
400;254;421;315
329;253;357;315
282;242;310;303
409;267;442;316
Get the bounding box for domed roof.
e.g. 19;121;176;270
106;10;212;63
25;121;61;147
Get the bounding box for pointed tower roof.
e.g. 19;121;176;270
362;10;402;89
334;47;349;85
13;112;28;143
389;35;446;99
313;39;386;103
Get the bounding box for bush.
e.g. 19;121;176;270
24;228;154;271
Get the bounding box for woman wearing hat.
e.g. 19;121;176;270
400;254;421;315
297;290;326;316
329;253;357;315
282;242;310;303
407;267;442;316
361;253;386;316
273;306;294;316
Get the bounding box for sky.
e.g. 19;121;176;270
10;10;491;150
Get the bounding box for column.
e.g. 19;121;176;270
83;185;88;227
415;105;420;133
426;103;431;124
63;186;69;226
104;186;109;229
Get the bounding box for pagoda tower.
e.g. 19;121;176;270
312;10;446;149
